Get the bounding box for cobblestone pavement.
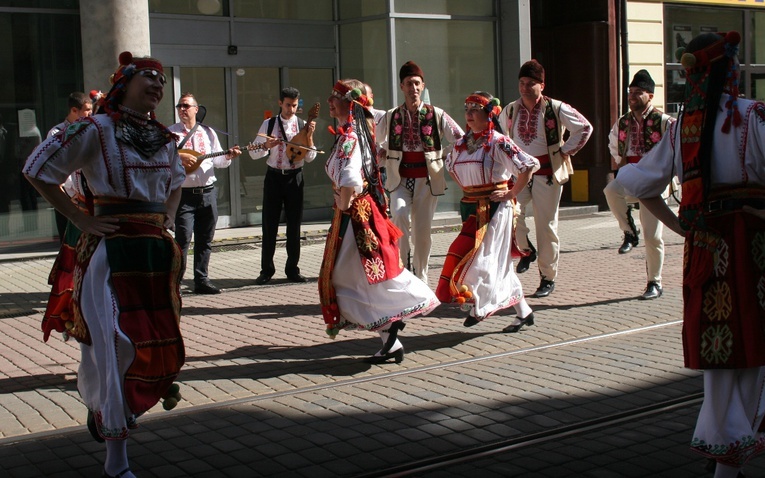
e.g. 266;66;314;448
1;211;764;477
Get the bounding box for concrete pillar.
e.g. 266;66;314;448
79;0;151;93
499;0;532;101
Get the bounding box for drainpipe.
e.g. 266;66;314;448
620;0;629;112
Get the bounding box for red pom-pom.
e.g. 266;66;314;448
118;51;133;66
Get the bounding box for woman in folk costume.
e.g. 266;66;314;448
436;92;538;332
616;32;765;478
320;79;439;364
24;52;185;478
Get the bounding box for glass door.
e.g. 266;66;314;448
235;67;335;226
171;67;235;226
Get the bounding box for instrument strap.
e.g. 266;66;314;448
178;123;201;150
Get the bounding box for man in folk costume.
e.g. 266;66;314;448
498;59;592;298
617;32;765;478
604;70;675;300
376;61;464;283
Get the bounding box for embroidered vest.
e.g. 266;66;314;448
387;103;442;153
617;108;666;160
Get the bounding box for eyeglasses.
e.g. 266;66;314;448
138;69;167;85
176;103;198;110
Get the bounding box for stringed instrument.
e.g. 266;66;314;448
179;143;266;173
286;102;320;163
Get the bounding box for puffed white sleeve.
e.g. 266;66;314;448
615;121;680;198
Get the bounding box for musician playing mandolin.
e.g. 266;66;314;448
249;86;317;285
169;92;242;294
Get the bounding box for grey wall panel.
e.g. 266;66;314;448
233;21;335;48
151;18;335;49
151;18;231;46
151;45;336;68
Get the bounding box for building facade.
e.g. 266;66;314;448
1;0;762;252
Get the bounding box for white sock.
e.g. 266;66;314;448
375;330;402;355
513;298;533;319
714;462;741;478
104;439;134;477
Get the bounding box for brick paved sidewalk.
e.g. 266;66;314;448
2;212;763;477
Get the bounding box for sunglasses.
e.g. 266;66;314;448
138;69;167;85
176;103;198;110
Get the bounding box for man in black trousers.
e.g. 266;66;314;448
249;87;316;284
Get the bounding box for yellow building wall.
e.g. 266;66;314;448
626;1;666;111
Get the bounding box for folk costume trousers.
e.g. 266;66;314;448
515;175;562;281
603;179;664;284
389;177;438;283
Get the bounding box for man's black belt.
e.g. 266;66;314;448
268;166;302;175
183;185;215;194
706;197;765;213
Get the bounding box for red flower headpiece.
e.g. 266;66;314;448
110;51;165;85
680;31;740;70
464;94;501;117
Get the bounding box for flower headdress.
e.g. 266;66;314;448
459;92;502;152
678;31;741;132
328;80;372;136
99;51;166;121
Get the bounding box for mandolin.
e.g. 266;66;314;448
179;143;266;173
286;102;320;163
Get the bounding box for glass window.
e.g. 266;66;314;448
395;18;496;213
234;0;332;20
236;67;280;225
0;1;77;7
663;5;744;64
394;0;493;16
286;69;336;218
339;20;391;111
0;11;83;251
149;0;227;16
178;68;232;217
338;0;386;20
751;73;765;101
752;11;765;64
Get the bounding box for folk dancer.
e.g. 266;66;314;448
24;52;185;478
604;69;674;300
321;79;439;364
436;92;539;332
616;32;765;478
376;61;463;283
498;59;592;298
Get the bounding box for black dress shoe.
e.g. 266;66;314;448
463;315;480;327
364;347;404;364
254;274;272;285
102;468;131;478
194;282;220;294
516;250;537;274
640;281;662;300
618;231;639;254
287;273;307;283
502;313;535;333
87;410;105;443
532;279;555;298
